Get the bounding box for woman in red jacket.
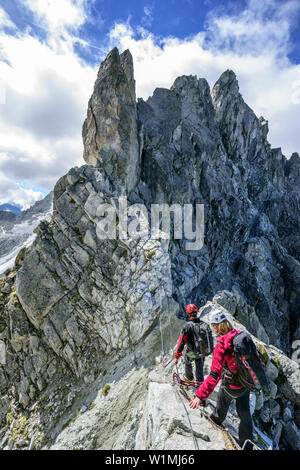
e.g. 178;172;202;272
189;311;253;449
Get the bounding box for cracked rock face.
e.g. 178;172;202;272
15;165;177;379
135;69;299;353
0;46;300;450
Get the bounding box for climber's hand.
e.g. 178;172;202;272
189;397;201;409
189;397;206;409
174;358;178;365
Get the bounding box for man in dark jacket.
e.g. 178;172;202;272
174;304;208;384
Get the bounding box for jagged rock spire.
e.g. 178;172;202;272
1;50;300;451
82;47;140;194
211;69;240;102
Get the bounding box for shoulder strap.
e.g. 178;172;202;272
191;321;200;342
216;340;234;370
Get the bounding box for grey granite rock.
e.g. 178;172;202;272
82;48;140;194
0;47;299;451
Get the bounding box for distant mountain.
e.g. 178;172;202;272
0;210;17;223
0;203;22;215
0;191;53;275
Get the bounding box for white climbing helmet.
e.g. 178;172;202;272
210;310;227;324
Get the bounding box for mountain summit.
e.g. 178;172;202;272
0;47;299;450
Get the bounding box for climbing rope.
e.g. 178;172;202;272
180;383;267;451
158;311;175;367
172;359;200;450
159;315;164;358
155;326;200;451
157;317;260;451
166;326;267;451
174;387;200;451
178;383;242;451
173;358;242;451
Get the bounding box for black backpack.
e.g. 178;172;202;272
188;321;214;359
232;331;269;392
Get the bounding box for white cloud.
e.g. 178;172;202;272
0;0;300;210
24;0;88;33
0;7;16;30
0;172;44;210
0;2;96;205
21;0;100;61
204;0;300;62
107;0;300;157
141;5;154;28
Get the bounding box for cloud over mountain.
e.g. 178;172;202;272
0;0;299;207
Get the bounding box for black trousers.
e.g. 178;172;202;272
211;384;253;448
184;355;204;382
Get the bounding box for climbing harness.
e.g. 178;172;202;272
173;369;202;389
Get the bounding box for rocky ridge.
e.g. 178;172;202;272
0;46;299;449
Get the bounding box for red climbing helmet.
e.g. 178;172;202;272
186;303;198;317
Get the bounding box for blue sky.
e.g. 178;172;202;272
0;0;300;208
3;0;300;65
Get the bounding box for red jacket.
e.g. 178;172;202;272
195;328;242;400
